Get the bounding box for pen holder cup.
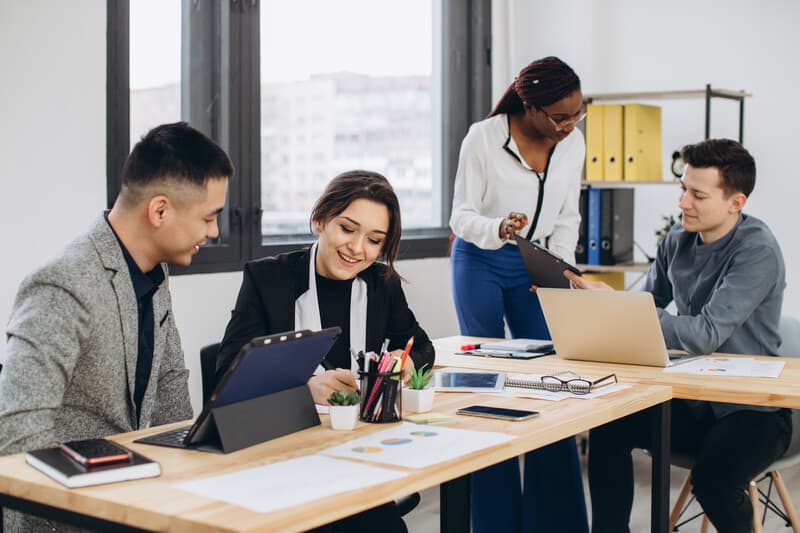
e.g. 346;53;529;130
358;370;402;423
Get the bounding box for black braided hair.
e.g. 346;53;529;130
489;56;581;118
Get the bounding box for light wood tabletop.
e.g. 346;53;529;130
0;383;670;532
434;336;800;409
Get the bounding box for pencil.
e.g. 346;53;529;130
399;336;414;370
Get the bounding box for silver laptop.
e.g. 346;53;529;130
537;288;697;367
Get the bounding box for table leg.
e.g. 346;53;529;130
440;474;470;533
649;401;671;533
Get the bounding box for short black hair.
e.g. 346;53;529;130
120;122;234;204
681;139;755;197
310;170;402;280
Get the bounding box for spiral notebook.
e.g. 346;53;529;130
504;372;617;394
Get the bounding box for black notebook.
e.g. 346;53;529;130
26;445;160;488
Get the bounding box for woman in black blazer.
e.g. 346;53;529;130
216;170;434;533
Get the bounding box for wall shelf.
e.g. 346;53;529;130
578;262;652;274
581;180;679;187
584;84;751;143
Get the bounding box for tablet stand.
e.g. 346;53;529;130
206;384;320;453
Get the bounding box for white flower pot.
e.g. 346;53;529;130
402;387;435;413
329;404;359;430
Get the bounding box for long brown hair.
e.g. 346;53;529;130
310;170;402;279
489;56;580;118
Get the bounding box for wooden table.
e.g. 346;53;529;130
434;335;800;533
0;383;670;533
435;336;800;408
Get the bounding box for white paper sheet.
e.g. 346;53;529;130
662;356;785;377
321;422;514;469
175;455;406;514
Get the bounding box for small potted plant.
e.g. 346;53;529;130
328;388;361;430
402;365;434;413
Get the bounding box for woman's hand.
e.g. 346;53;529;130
499;212;529;240
386;349;416;383
308;369;358;405
564;270;613;290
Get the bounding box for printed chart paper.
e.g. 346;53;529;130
175;455;406;514
321;422;514;468
663;356;785;377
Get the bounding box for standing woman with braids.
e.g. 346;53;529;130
449;57;589;532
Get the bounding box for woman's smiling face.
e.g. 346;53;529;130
314;198;390;280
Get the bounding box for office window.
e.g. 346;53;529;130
107;0;490;273
129;0;181;146
259;0;439;239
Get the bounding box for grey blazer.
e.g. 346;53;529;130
0;215;193;532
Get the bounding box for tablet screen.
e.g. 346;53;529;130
433;371;505;392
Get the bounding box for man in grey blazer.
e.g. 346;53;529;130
0;122;233;532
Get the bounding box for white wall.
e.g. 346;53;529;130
0;1;106;350
505;0;800;307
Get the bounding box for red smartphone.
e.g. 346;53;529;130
59;439;133;466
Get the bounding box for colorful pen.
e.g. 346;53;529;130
399;336;414;370
460;343;481;351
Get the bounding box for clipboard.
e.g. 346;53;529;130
514;234;582;289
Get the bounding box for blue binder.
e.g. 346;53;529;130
587;188;601;265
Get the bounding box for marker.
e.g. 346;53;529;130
460;343;481;351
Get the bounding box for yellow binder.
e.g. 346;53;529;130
602;104;623;181
623;104;662;181
584;104;604;181
583;272;625;290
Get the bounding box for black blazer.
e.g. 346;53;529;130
216;248;435;381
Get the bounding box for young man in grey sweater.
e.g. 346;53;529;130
567;139;792;533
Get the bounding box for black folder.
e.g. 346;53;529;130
599;189;634;265
575;188;588;264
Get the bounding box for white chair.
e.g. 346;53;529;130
670;315;800;532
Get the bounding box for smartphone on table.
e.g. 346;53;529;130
456;405;540;421
59;439;133;466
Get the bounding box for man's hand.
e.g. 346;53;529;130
499;212;529;240
308;369;358;405
564;270;613;290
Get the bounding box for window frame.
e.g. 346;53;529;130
107;0;490;274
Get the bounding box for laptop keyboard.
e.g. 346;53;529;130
134;425;191;449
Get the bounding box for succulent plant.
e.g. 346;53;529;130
408;364;433;390
328;388;361;406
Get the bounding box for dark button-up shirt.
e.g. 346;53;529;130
105;216;165;419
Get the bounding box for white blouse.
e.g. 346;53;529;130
449;114;585;263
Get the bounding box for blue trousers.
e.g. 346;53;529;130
450;237;550;339
451;237;589;533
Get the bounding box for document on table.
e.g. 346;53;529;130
175;455;406;514
504;383;630;401
663;356;785;377
321;422;514;469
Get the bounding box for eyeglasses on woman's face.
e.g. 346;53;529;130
537;105;587;130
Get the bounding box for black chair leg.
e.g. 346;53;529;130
396;492;421;516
